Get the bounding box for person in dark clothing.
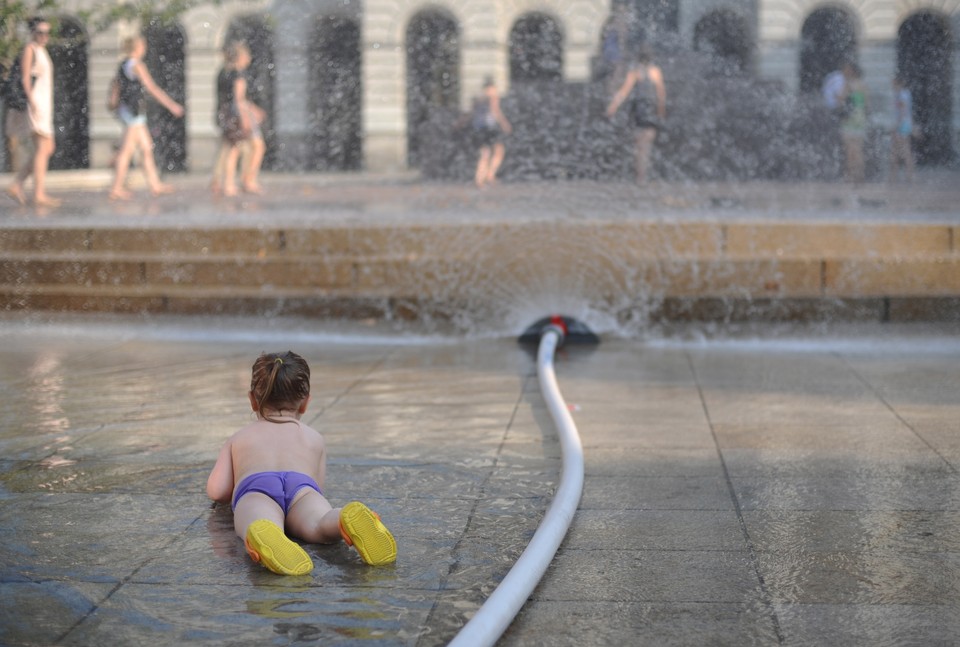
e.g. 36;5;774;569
605;45;666;184
471;77;512;188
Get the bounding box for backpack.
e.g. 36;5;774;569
1;51;29;112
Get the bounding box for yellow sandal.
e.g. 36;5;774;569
244;519;313;576
339;502;397;566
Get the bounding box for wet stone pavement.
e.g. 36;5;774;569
1;318;959;646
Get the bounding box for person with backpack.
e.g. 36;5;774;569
605;44;666;185
5;18;60;207
108;35;184;201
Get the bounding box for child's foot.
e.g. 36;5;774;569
338;502;397;566
242;182;263;195
109;188;132;201
244;519;313;576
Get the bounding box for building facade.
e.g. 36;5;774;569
5;0;959;173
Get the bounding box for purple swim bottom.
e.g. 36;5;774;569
231;471;323;513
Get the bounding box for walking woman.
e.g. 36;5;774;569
5;18;60;207
108;35;184;200
605;45;666;184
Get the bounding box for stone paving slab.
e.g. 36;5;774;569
0;316;958;646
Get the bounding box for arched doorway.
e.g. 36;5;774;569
309;16;362;170
510;13;563;84
799;7;857;94
406;10;459;167
144;19;187;173
225;16;277;169
694;9;752;74
48;16;88;170
898;12;954;165
629;0;679;36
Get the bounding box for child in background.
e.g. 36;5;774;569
889;75;915;183
206;351;396;575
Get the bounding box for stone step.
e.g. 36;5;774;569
1;220;957;325
1;221;956;257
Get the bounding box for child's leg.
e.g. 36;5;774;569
234;492;313;575
233;491;284;538
242;136;265;193
284;489;342;543
287;492;397;565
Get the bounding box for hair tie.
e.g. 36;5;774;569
275;357;283;365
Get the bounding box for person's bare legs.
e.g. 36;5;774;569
6;150;31;204
475;146;492;187
486;142;506;185
233;492;285;540
285;489;343;544
843;134;865;184
635;128;656;184
242;136;265;194
31;134;60;207
223;142;244;197
109;125;138;200
136;127;173;195
890;134;914;183
210;139;230;195
233;491;314;575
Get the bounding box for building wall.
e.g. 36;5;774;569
36;0;960;172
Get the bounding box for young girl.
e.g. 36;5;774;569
108;36;184;201
211;41;266;197
206;351;397;575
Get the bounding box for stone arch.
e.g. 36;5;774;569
309;15;363;170
693;8;753;74
798;5;859;94
406;8;460;167
602;0;679;39
143;19;187;173
898;10;954;164
510;11;564;83
48;15;89;170
225;14;277;169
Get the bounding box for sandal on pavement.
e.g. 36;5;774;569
244;519;313;576
338;502;397;566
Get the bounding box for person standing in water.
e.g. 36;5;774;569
605;44;666;185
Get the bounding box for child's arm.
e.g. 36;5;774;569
206;440;234;503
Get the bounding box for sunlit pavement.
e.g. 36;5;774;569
0;317;959;645
1;168;959;226
1;171;959;644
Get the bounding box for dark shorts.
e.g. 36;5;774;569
473;126;501;149
231;471;323;513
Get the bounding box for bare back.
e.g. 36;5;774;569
230;418;326;488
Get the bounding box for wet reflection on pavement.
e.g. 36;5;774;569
0;318;958;645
